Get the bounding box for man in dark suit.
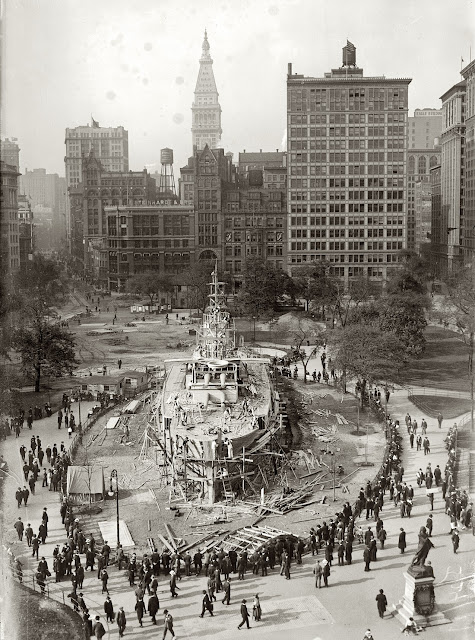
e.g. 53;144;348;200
222;577;231;605
398;528;407;554
363;545;371;572
104;596;114;623
147;592;160;624
238;599;250;629
116;607;127;637
200;590;214;617
375;589;387;618
14;517;24;541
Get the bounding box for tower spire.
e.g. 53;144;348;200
192;30;222;150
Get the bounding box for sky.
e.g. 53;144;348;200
2;0;474;177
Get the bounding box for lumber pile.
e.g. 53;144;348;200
244;473;328;516
217;525;295;554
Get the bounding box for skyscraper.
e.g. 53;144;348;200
286;42;411;283
406;109;442;249
20;169;67;249
1;138;20;170
64;120;129;251
191;31;222;151
1;161;21;275
461;60;475;266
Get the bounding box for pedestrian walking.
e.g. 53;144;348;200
398;528;406;554
14;517;24;541
363;545;371;572
25;523;33;546
200;590;214;617
362;630;374;640
104;596;114;623
376;589;387;618
162;610;175;639
135;599;146;627
100;568;109;594
116;607;127;637
238;599;250;630
148;592;160;625
452;529;460;554
222;577;231;605
437;412;443;429
252;594;262;622
92;616;106;639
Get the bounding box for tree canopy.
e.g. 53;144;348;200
125;271;174;307
11;318;78;392
15;254;69;310
329;322;407;404
237;257;292;317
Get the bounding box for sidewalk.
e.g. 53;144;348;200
2;388;474;640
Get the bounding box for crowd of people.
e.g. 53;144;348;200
6;376;473;639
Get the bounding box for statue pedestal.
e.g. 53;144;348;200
393;571;450;628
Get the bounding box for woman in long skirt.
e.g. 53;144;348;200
253;594;262;621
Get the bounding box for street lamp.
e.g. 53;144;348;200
252;317;256;342
109;469;120;546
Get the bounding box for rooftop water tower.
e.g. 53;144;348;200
158;147;177;203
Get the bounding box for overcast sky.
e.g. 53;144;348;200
2;0;474;177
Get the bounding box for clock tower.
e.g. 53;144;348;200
192;30;222;151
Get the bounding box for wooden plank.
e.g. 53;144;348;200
156;532;176;554
180;532;217;553
164;524;178;552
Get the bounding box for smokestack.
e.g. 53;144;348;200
288;63;292;76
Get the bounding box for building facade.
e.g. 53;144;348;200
461;60;475;265
17;194;35;270
406;109;442;249
191;31;222;151
1;138;20;169
64;121;129;251
70;152;156;281
407;148;441;250
436;80;466;275
20;169;67;249
414;178;432;254
286;43;411;283
408;109;443;149
0;161;21;275
104;204;195;292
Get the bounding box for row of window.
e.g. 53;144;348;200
290;113;404;124
290;215;403;226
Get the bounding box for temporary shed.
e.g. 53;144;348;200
66;466;105;504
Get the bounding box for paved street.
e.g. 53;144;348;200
2;387;474;640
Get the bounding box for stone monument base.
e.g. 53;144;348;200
393;571;451;628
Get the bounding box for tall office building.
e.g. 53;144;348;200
408;109;443;149
20;169;67;249
191;31;222;151
461;60;475;265
431;80;466;276
64;120;128;249
0;161;21;275
406;109;442;249
286;42;411;283
1;138;20;169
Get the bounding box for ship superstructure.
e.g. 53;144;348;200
158;271;281;503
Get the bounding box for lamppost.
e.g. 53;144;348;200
330;451;336;502
252;317;256;342
109;469;120;546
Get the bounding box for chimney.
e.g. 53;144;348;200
288;62;292;76
260;149;262;153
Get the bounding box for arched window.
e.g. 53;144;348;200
408;156;415;174
429;155;438;168
418;156;427;174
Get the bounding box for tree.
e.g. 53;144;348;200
386;250;431;296
291;265;323;311
378;294;428;355
125;271;173;308
282;315;325;382
15;254;69;308
329;322;407;407
181;261;219;314
11;317;78;392
439;265;475;430
238;257;290;318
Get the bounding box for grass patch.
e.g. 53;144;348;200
409;395;472;420
405;326;471;392
8;580;86;640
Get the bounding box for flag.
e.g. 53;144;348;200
91;116;99;128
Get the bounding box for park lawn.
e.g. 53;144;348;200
8;581;86;640
404;326;471;392
409;395;472;420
